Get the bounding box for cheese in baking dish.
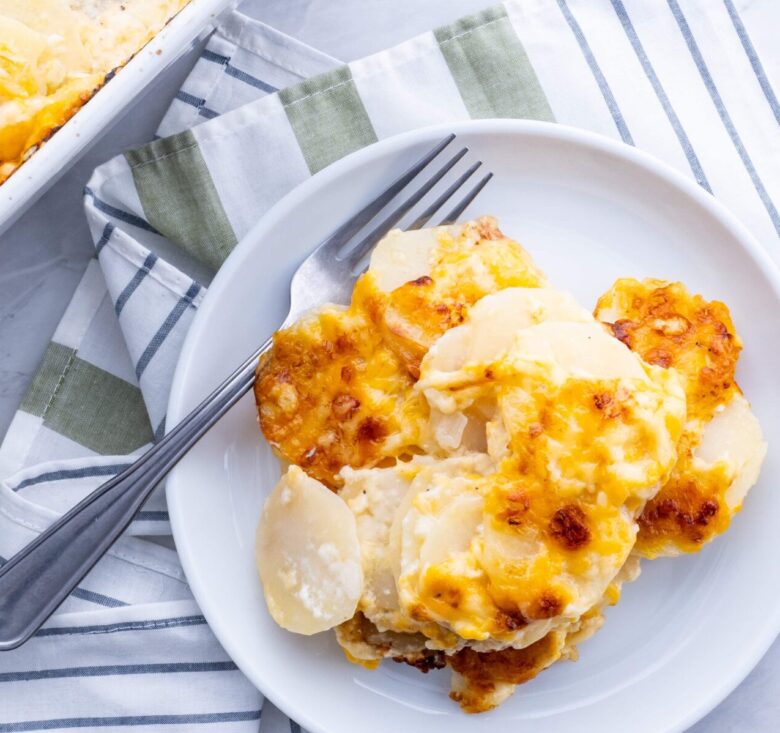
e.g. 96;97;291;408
254;218;765;713
0;0;191;184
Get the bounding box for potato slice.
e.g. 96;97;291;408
256;466;363;634
418;290;597;416
419;493;483;568
422;287;593;376
507;321;647;380
390;455;495;592
429;409;469;451
339;464;416;624
695;392;766;509
368;227;449;292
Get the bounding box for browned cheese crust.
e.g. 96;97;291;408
595;278;742;555
255;278;425;488
256;217;545;488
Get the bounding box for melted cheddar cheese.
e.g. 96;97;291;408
596;278;765;556
0;0;191;183
256;218;544;486
367;217;547;378
397;320;684;645
256;280;430;489
255;224;763;714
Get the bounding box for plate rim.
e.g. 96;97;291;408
166;118;780;733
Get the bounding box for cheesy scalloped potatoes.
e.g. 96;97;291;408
254;218;765;713
0;0;191;183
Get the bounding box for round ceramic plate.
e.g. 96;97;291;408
167;120;780;733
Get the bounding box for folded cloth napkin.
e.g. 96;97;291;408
1;1;778;731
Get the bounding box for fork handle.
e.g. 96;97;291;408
0;337;273;651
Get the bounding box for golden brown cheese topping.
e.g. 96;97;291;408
335;559;635;715
402;321;684;642
256;218;544;487
368;217;546;378
595;278;741;423
255;224;764;714
0;0;191;183
255;278;428;489
449;630;569;713
595;278;763;556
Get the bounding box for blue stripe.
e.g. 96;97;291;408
175;90;206;109
200;48;278;93
667;0;780;237
0;557;125;608
94;223;114;255
722;0;780;126
36;615;205;638
0;661;237;683
84;188;160;235
555;0;633;145
223;64;278;93
115;253;158;317
201;49;229;66
289;722;301;733
610;0;711;191
136;510;169;521
135;281;201;379
0;711;262;732
13;463;133;491
175;90;219;119
69;588;127;608
175;87;218;117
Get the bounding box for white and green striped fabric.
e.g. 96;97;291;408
0;1;778;730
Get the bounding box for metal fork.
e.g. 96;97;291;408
0;134;492;650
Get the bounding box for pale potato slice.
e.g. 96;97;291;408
339;463;417;628
695;392;766;509
459;414;489;453
507;321;647;381
418;301;612;416
389;455;586;645
390;455;495;595
368;227;451;292
479;503;635;620
422;319;675;420
429;408;489;454
430;409;468;451
256;466;363;635
486;417;510;462
419;492;484;568
422;287;593;376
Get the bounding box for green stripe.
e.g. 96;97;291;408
280;66;378;174
21;343;153;454
126;130;237;271
434;6;554;121
20;342;77;418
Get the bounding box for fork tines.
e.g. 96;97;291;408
332;134;492;269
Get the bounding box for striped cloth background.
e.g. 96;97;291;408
0;1;778;731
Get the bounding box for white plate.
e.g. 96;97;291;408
167;120;780;733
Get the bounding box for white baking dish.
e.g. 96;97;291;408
0;0;237;235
